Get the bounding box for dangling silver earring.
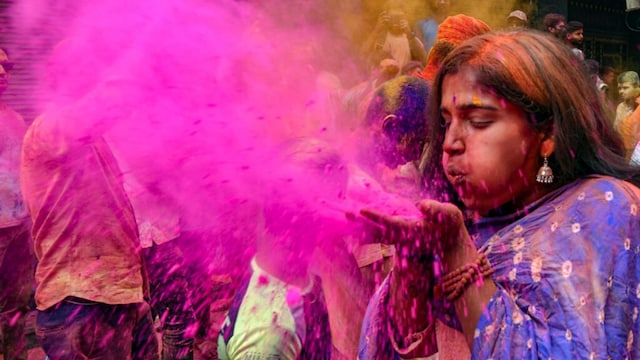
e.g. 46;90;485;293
536;157;554;184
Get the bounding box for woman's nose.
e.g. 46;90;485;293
442;121;465;155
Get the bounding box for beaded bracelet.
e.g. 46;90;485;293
440;253;494;302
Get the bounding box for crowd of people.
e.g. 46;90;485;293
2;0;640;359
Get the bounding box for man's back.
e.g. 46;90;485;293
20;114;144;311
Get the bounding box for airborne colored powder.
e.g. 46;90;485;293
10;0;423;307
4;0;536;358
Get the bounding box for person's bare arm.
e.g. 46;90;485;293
361;12;389;58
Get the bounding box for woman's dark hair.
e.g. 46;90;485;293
421;30;640;205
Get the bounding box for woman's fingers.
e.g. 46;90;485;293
359;200;467;248
360;208;428;248
360;208;420;232
417;199;469;251
417;199;464;226
359;208;390;226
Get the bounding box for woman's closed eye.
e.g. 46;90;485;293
439;115;492;130
468;118;493;128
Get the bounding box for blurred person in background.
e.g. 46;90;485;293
0;46;35;360
415;0;452;55
615;70;640;130
342;52;402;128
613;71;640;159
416;15;491;83
20;54;158;359
583;59;608;107
218;138;351;360
601;65;617;89
600;65;618;114
564;20;584;60
357;75;430;201
361;2;428;75
542;12;566;39
506;10;528;29
123;178;198;360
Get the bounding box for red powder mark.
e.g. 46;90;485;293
257;274;269;286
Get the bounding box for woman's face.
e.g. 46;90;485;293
440;67;547;215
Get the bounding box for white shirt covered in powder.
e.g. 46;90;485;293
218;258;332;360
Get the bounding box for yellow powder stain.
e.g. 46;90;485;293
472;95;482;106
382;77;406;113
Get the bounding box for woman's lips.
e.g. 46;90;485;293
449;174;465;185
446;165;467;185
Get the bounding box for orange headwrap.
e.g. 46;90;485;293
418;14;491;82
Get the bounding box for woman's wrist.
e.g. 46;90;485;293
441;228;477;270
439;247;498;348
385;280;437;357
388;262;436;345
441;252;494;302
389;254;435;303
